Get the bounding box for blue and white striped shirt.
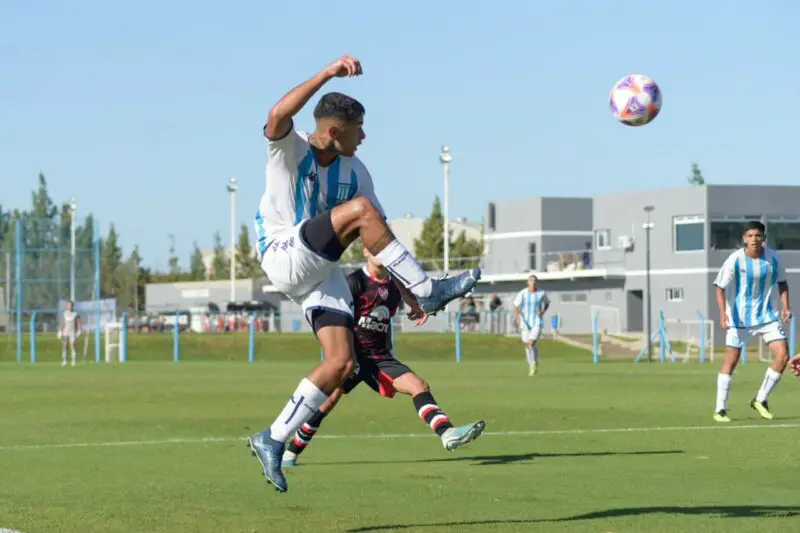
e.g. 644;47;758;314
513;289;550;330
714;247;787;329
254;128;384;259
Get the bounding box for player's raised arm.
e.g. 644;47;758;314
264;55;363;141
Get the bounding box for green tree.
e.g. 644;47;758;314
687;162;705;186
100;223;123;298
210;230;230;280
73;213;96;301
413;196;446;270
23;172;59;309
189;241;206;281
451;230;483;268
167;234;181;279
235;224;260;279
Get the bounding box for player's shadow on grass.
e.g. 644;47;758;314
346;505;800;532
314;449;684;467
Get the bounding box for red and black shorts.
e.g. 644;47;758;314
342;355;412;399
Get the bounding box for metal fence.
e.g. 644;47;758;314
0;215;102;361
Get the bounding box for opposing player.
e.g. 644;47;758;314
247;55;481;493
58;300;81;367
281;248;486;466
513;275;550;376
713;221;792;422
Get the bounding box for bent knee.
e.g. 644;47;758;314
347;196;380;219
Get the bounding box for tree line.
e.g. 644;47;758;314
0;173;260;312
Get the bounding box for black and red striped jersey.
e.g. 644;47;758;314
348;267;403;358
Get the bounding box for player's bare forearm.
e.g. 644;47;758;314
394;278;420;309
779;282;791;316
513;308;521;326
715;287;727;325
265;70;334;140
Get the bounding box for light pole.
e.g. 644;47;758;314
439;146;452;273
227;176;238;303
643;205;654;362
70;198;77;302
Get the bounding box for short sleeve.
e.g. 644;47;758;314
714;254;736;289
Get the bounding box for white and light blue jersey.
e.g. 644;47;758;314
254;127;384;259
714;247;787;329
513;289;550;330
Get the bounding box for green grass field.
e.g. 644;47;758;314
2;334;799;533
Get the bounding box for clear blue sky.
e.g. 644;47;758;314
2;0;798;270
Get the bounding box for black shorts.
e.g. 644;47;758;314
342;356;413;399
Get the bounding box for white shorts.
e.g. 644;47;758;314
260;223;354;321
520;326;541;344
725;321;787;348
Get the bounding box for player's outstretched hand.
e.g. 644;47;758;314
789;354;800;377
325;55;362;78
407;306;429;327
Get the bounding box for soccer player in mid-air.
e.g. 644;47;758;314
281;247;486;467
713;221;792;422
247;55;481;493
513;275;550;376
59;300;81;367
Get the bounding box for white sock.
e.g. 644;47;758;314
374;240;432;297
269;378;329;443
716;373;732;413
756;368;782;403
525;346;535;365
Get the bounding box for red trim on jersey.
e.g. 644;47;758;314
376;370;397;398
293;435;307;448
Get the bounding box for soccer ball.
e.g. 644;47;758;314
609;74;662;126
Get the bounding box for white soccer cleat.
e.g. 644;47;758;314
441;420;486;451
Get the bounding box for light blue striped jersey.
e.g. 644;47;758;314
254;128;384;258
713;246;787;329
513;289;550;330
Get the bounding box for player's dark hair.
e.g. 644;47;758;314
743;220;766;234
313;92;365;123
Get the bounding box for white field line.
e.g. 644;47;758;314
1;423;799;452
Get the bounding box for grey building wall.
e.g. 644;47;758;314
145;280;256;312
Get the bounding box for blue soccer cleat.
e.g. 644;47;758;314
247;430;288;492
441;420;487;451
418;268;481;315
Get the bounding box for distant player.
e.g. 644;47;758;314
59;301;81;367
281;248;486;467
713;221;792;422
247;55;480;493
513;275;550;376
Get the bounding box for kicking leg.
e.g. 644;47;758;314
249;306;356;493
715;343;742;422
327;198;480;314
393;371;486;451
283;387;345;466
752;336;790;420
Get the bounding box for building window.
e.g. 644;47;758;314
595;229;611;250
560;291;588;304
528;242;536;270
767;218;800;250
710;216;762;250
666;288;684;302
487;203;496;231
673;216;705;252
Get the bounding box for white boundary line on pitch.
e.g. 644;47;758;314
1;423;800;451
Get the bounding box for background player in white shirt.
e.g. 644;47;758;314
247;55;481;493
58;300;81;367
712;221;792;422
513;275;550;376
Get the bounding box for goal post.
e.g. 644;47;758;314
104;317;127;363
662;313;715;363
589;305;621;335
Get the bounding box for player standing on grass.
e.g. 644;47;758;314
281;247;486;466
513;275;550;376
247;55;481;493
59;300;81;367
713;221;793;422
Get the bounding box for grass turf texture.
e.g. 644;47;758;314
1;334;799;532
